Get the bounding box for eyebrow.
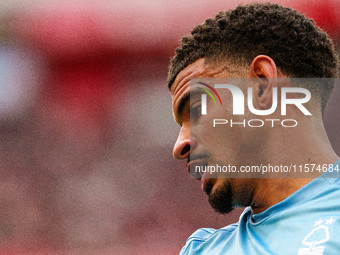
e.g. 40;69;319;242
177;90;202;118
177;92;190;117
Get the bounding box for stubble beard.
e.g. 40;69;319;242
208;180;234;214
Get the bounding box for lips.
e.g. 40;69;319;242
186;161;213;193
186;161;207;180
201;177;214;195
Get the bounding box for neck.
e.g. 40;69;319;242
250;178;314;214
250;119;339;214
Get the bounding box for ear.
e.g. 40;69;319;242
248;55;278;109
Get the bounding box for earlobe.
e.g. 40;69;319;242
248;55;278;110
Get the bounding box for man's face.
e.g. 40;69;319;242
171;59;258;214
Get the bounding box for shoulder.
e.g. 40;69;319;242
179;224;238;255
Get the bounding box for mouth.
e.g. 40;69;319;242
186;161;213;194
186;161;207;180
201;178;214;195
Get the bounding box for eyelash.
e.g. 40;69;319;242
191;103;202;122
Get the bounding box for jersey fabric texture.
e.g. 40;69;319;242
179;161;340;255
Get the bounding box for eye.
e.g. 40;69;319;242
190;101;202;122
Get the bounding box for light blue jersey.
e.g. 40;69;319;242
180;162;340;255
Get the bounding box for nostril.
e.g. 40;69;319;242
181;145;190;156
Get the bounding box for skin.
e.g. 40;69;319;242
171;57;339;214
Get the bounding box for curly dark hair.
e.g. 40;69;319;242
168;3;339;107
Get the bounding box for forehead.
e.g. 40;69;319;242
170;59;224;97
171;59;228;123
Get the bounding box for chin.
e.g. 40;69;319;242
208;181;234;214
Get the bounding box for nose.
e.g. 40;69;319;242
173;125;196;160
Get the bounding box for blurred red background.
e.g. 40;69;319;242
0;0;339;254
